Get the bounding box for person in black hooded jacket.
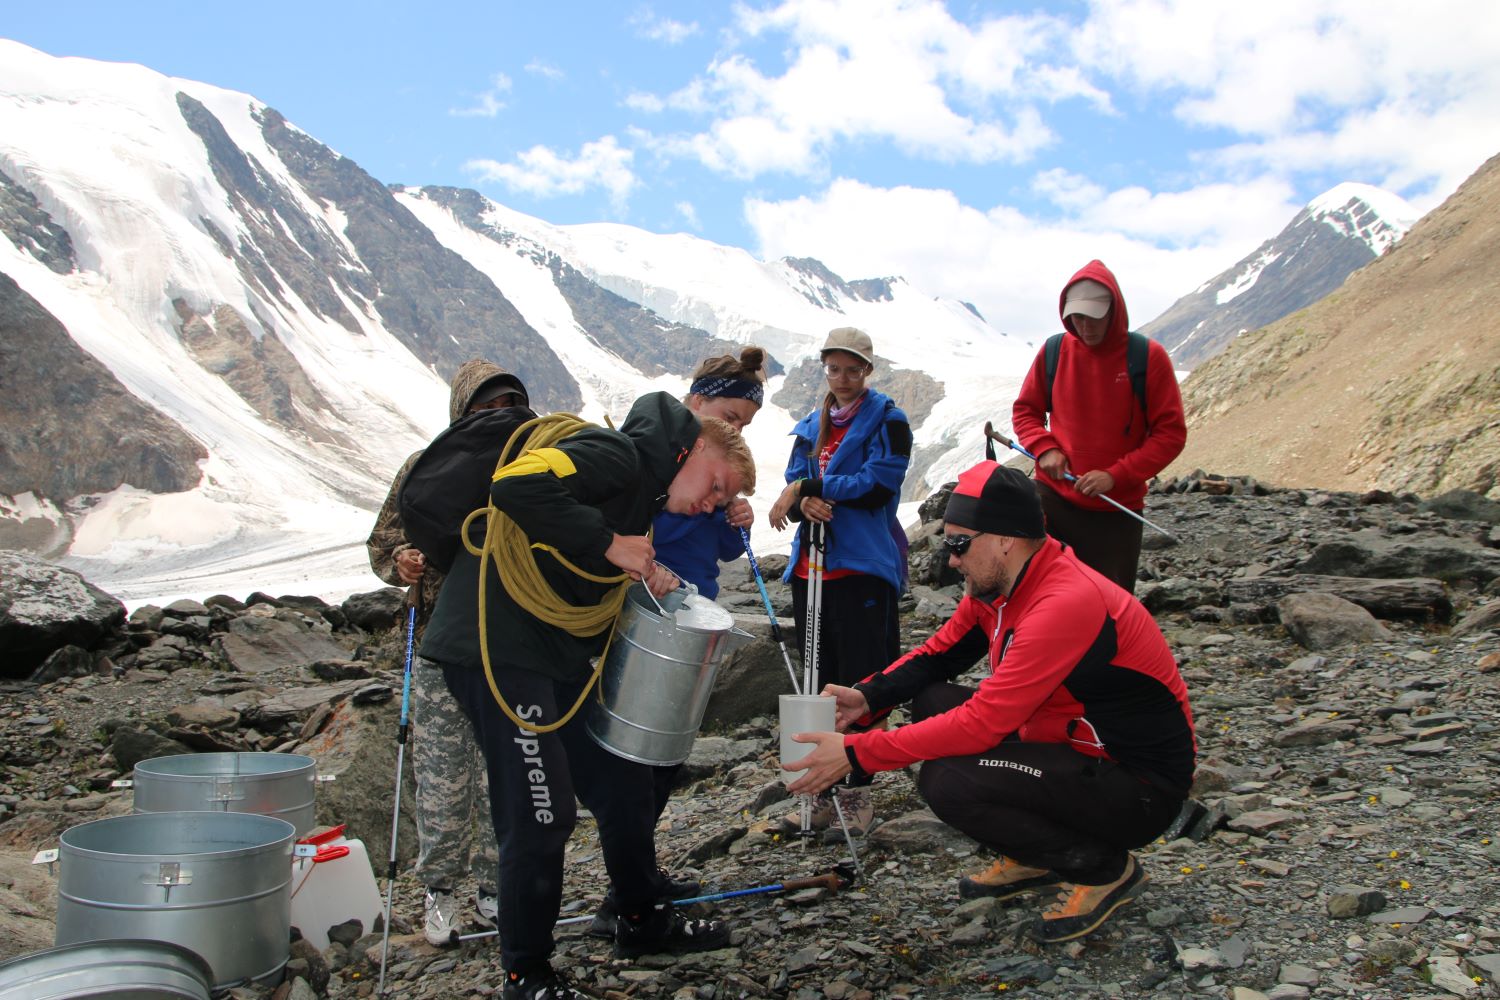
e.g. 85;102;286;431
421;391;756;1000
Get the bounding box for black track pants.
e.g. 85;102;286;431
912;683;1180;885
1036;481;1144;594
444;661;659;974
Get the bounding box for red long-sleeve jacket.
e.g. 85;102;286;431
1011;260;1187;512
847;537;1196;797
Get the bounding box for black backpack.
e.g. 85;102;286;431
1043;330;1151;427
397;406;538;573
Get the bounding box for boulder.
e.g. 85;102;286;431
340;588;406;632
704;633;798;728
0;550;125;678
1296;530;1500;586
217;613;355;673
296;696;417;867
110;726;193;770
1277;592;1391;650
29;644;97;683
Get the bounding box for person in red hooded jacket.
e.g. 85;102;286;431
1011;260;1186;592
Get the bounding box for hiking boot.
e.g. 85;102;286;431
614;906;731;959
957;857;1064;902
588;869;703;940
830;785;874;836
654;867;702;900
424;888;459;946
776;789;834;834
501;965;597;999
1029;856;1148;943
475;886;498;927
586;894;618;940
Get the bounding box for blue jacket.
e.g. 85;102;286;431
782;389;912;592
652;509;744;599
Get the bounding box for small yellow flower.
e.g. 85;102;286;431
1180;866;1193;875
1389;850;1400;859
1329;711;1340;718
1400;880;1411;890
1368;796;1379;804
1482;838;1491;846
1238;859;1247;866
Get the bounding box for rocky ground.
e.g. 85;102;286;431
2;474;1499;999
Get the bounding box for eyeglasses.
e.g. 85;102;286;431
942;531;985;557
823;362;868;379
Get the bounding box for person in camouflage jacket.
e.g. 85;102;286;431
367;357;530;945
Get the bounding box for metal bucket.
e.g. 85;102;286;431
0;939;213;1000
585;584;752;766
132;752;317;837
55;811;295;990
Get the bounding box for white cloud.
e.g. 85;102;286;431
633;0;1086;179
674;201;701;230
1077;0;1500;199
525;59;565;81
630;8;701;44
745;177;1287;337
449;73;512;118
464;136;638;207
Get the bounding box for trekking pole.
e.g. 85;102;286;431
739;526;802;695
983;423;1175;540
452;870;853;942
799;521;828;842
377;604;417;996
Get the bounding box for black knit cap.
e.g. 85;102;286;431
944;461;1045;539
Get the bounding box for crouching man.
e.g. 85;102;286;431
784;461;1194;943
421;392;755;999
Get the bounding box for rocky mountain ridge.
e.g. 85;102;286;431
1168;152;1500;501
1140;184;1417;371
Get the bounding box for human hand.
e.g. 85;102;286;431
643;560;681;598
799;496;834;523
1037;448;1070;481
724;497;753;529
819;684;870;732
783;731;853;795
1074;470;1115;497
604;533;656;580
769;482;801;531
395;548;426;585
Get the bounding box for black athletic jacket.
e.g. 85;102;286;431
420;392;700;681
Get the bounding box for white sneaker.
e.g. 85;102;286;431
424;888;459;946
475;887;498;927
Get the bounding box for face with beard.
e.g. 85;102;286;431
945;529;1005;601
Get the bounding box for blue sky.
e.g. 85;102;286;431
6;0;1498;332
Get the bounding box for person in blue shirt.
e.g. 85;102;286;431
769;327;912;835
650;346;767;596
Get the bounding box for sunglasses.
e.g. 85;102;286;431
942;531;985;556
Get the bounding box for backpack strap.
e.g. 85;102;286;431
1043;330;1151;427
1126;331;1150;431
1042;333;1065;413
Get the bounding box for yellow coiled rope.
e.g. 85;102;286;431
460;411;631;734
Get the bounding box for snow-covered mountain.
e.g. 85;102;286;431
1139;183;1419;369
0;41;1035;605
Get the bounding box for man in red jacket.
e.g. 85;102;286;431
784;461;1194;943
1011;260;1187;592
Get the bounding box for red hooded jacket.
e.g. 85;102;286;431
1011;260;1186;512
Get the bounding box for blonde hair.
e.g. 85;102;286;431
697;415;756;496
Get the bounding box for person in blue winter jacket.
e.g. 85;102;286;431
650;347;767;598
769;326;912;835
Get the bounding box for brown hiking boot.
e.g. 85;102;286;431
957;857;1063;901
776;789;834;834
1029;856;1148;943
830;785;874;836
